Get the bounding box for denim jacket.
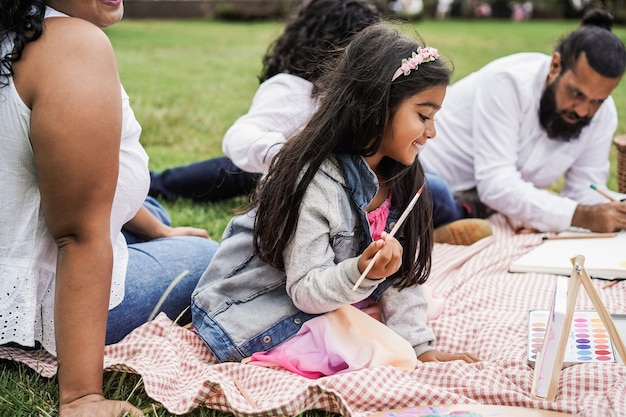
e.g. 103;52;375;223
191;154;434;362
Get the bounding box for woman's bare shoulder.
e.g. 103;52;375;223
15;16;118;107
40;16;114;55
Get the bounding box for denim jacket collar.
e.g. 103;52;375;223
335;154;379;210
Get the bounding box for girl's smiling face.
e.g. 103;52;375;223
377;85;446;167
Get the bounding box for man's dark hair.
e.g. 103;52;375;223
556;8;626;79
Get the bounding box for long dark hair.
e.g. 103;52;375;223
252;23;452;289
0;0;46;88
259;0;382;83
556;8;626;79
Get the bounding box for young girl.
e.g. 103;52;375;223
191;22;479;376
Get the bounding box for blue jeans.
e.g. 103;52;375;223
106;197;219;344
149;156;260;202
426;172;465;227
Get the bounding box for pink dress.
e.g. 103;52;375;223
246;196;418;378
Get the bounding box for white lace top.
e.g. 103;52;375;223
0;7;149;355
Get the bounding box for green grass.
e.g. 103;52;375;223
109;18;626;235
2;18;626;416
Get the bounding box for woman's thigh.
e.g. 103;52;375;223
105;235;218;345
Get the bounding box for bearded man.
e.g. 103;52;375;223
420;8;626;233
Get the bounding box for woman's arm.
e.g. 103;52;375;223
18;17;142;416
122;205;209;241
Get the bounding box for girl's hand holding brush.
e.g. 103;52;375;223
356;232;403;282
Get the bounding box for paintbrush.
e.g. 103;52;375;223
352;184;425;291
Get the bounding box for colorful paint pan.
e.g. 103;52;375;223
528;310;616;367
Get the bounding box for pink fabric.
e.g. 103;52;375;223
2;214;625;417
247;305;417;378
247;315;345;379
367;195;391;240
423;284;445;320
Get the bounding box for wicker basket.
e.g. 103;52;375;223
614;135;626;194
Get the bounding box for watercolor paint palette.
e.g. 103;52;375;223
528;310;617;367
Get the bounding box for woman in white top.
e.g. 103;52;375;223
0;0;218;415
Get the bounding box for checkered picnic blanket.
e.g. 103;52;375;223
2;214;625;416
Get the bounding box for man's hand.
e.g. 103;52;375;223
572;202;626;232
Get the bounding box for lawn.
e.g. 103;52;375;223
1;16;626;417
108;17;626;237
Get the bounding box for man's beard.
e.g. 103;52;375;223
538;79;591;142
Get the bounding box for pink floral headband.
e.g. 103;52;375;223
391;47;439;81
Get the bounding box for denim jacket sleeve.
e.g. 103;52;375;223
283;164;381;314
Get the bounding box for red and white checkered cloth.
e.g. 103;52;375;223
2;214;625;416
